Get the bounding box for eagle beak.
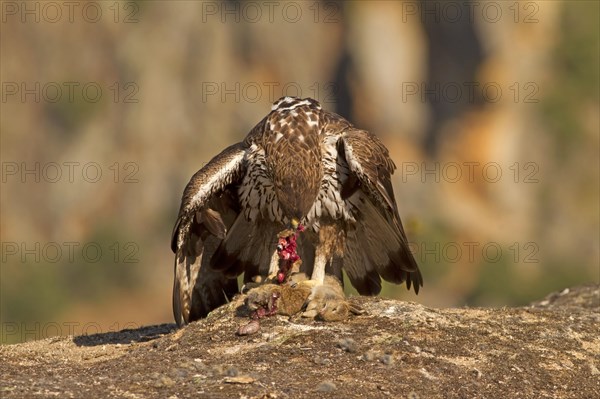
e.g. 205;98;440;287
290;218;300;229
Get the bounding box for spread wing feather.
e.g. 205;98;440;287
210;217;279;282
339;129;422;294
342;226;382;295
171;143;247;326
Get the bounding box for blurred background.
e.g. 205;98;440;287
1;1;598;344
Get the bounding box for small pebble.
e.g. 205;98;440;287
336;338;358;353
157;376;175;387
362;351;377;361
223;375;255;384
165;344;177;351
173;368;188;378
472;368;482;379
419;368;436;380
379;354;394;365
313;356;330;365
210;364;226;376
316;381;337;392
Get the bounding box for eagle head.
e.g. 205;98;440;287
274;173;318;222
262;96;325;224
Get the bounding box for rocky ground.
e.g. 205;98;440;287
1;284;598;399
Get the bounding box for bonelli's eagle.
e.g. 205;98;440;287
171;97;422;326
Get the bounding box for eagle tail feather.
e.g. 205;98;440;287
343;228;383;295
173;234;239;327
355;195;422;294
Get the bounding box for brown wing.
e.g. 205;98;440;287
339;129;423;294
171;142;247;326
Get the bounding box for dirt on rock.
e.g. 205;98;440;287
1;285;598;399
